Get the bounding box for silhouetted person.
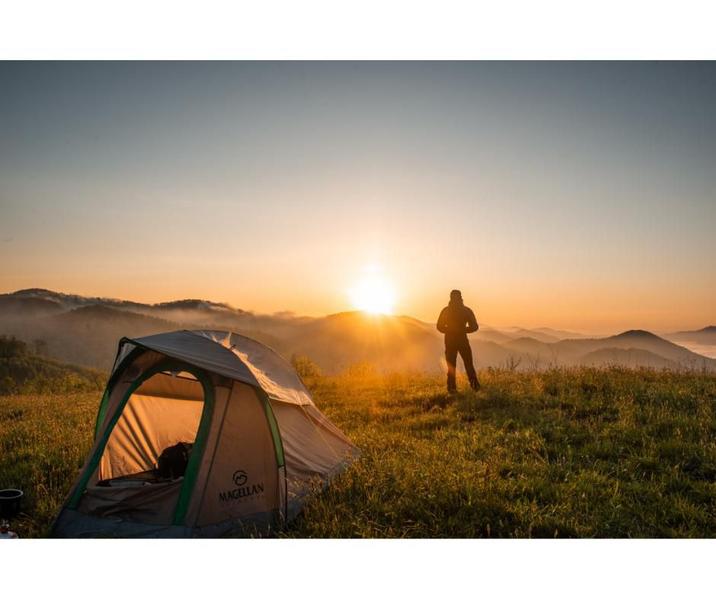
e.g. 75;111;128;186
437;290;480;393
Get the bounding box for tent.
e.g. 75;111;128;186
52;330;358;537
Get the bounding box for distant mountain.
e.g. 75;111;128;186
0;294;66;317
505;328;561;343
504;336;552;353
1;289;714;373
502;337;558;367
0;290;320;370
25;306;177;369
7;288;148;312
283;311;443;373
4;289;259;328
500;327;589;343
531;327;590;340
154;299;237;311
283;312;565;374
579;348;678;369
664;326;716;345
554;330;713;368
474;329;517;344
466;329;714;371
662;326;716;359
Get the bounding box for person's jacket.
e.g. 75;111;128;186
437;301;479;341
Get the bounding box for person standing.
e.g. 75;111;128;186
437;290;480;393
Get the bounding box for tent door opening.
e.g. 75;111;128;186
99;369;207;484
75;364;214;525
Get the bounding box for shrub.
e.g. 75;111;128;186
291;354;322;379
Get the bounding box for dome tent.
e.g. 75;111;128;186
51;330;358;538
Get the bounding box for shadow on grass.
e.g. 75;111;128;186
421;392;454;411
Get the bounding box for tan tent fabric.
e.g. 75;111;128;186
53;330;358;538
80;480;182;525
194;330;314;406
272;402;358;504
121;330;257;386
128;330;314;406
194;382;280;527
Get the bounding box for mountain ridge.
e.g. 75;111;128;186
1;289;714;373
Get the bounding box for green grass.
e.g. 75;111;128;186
0;391;100;537
1;367;715;537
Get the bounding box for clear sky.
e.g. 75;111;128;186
1;62;714;332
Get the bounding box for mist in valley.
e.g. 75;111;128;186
1;288;714;375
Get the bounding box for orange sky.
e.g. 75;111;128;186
1;62;714;333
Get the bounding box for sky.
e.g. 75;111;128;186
1;61;714;333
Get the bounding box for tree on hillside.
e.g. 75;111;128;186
0;335;28;358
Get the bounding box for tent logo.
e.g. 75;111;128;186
233;470;248;487
219;470;265;504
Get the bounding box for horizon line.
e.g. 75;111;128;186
2;286;713;338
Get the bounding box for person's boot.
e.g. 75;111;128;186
447;375;457;394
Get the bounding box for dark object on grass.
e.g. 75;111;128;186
0;489;23;519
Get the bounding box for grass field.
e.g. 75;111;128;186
1;367;715;537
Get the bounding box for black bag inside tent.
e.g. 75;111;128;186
157;442;193;479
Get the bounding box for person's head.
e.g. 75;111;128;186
449;289;463;304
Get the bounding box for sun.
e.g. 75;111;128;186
349;268;396;315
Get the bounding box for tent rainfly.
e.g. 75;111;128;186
51;330;358;537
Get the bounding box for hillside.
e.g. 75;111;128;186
5;305;179;370
0;289;315;369
0;294;66;317
2;367;715;538
505;329;560;344
0;336;104;394
579;347;678;369
474;328;518;344
554;330;713;368
504;336;555;355
284;311;444;373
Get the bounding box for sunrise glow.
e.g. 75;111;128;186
1;63;714;332
349;268;396;315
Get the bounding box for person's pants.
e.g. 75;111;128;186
445;337;479;391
